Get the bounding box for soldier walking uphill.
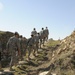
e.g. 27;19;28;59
19;35;24;60
22;37;27;57
6;32;21;71
33;33;40;55
39;28;45;48
27;34;35;60
19;36;27;59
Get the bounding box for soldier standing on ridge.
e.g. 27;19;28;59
44;27;49;41
6;32;21;71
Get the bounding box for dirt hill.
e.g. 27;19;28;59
46;30;75;75
0;31;14;50
1;30;75;75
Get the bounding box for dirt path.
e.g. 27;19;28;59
1;43;57;75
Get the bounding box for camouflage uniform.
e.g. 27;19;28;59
39;28;45;47
19;36;23;60
34;33;40;54
22;37;27;56
44;27;49;41
27;35;35;60
31;28;37;36
6;35;20;70
39;31;43;48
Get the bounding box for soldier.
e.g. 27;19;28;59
6;32;21;71
44;27;49;41
39;28;45;47
19;35;24;60
22;37;27;57
33;33;40;55
27;34;35;60
31;28;37;36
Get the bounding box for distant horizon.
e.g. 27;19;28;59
0;28;74;40
0;0;75;40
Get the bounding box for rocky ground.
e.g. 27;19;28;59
13;41;58;75
0;39;60;75
1;30;75;75
47;31;75;75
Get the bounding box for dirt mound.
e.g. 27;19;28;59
0;31;14;50
1;30;75;75
0;31;14;67
47;30;75;75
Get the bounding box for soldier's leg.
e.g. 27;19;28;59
9;51;18;70
21;50;24;60
16;51;19;64
45;35;47;41
45;35;47;42
36;43;39;53
47;35;48;40
9;55;13;70
23;49;25;57
44;36;46;42
23;46;27;56
20;49;23;60
42;37;44;46
39;39;42;48
42;38;45;46
24;48;27;56
24;45;27;56
33;45;36;56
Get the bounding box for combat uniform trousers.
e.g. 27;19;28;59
45;34;48;41
39;37;42;48
20;48;24;60
27;45;33;60
35;42;39;53
42;35;45;46
23;45;27;56
33;44;37;56
9;50;19;70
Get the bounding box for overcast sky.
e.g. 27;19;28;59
0;0;75;40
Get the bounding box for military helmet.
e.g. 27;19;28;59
14;32;19;36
